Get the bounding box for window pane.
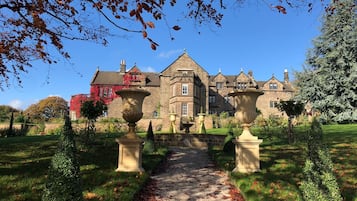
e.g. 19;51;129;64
182;84;188;95
182;103;188;116
209;96;216;103
269;83;278;89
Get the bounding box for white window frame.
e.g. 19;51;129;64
182;84;188;95
209;95;216;103
269;83;278;90
182;103;188;116
216;82;223;89
270;101;278;108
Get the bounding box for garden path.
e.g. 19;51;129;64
137;147;244;201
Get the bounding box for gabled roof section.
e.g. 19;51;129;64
127;65;141;73
261;75;295;92
235;71;250;82
90;67;100;84
210;72;228;81
161;52;208;74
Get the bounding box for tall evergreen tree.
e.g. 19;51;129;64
295;0;357;123
42;115;82;201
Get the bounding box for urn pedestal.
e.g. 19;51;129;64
229;88;264;173
115;88;150;172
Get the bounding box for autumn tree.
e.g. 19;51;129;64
295;0;357;123
24;96;68;122
1;0;335;89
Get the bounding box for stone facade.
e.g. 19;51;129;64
70;52;296;131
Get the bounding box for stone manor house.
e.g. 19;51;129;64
70;52;295;130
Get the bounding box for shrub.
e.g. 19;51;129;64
47;127;63;135
143;140;155;154
299;118;342;201
223;127;235;154
146;121;154;142
104;122;122;133
42;116;82;201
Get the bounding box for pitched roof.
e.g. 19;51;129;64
90;70;160;86
144;72;160;86
91;71;123;85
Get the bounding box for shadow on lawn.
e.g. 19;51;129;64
0;142;57;201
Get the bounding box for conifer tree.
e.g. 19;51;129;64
295;0;357;123
42;115;82;201
299;118;342;201
144;120;156;153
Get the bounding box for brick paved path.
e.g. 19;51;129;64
136;147;244;201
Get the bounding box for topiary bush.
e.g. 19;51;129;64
223;125;235;154
144;121;155;154
42;115;82;201
299;118;342;201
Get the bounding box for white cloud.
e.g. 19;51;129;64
142;66;156;72
48;94;62;98
9;99;24;110
158;49;183;59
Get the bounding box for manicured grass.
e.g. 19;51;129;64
210;123;357;201
0;134;167;201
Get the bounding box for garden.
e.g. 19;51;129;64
0;118;356;201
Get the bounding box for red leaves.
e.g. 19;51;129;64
146;21;155;29
150;43;157;50
275;5;287;14
129;9;136;17
142;31;147;38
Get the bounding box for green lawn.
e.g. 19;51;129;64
210;123;357;201
1;124;356;201
0;134;167;201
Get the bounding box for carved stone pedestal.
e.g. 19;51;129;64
115;137;144;172
115;88;150;173
233;137;263;173
228;86;264;173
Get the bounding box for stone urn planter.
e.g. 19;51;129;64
229;87;264;173
115;88;150;172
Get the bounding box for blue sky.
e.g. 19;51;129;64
1;2;325;110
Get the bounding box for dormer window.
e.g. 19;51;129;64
216;82;223;89
269;83;278;90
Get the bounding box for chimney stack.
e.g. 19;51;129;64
284;69;289;83
120;60;126;74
